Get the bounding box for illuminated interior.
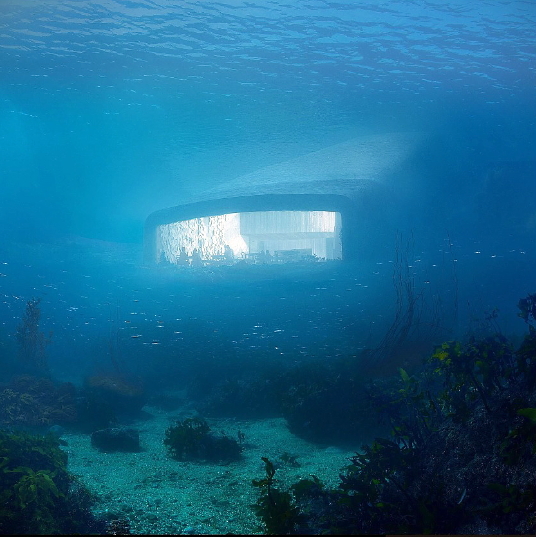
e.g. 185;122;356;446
157;210;342;265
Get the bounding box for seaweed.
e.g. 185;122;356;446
163;417;242;463
0;429;106;534
14;298;51;375
252;293;536;535
252;457;303;535
0;375;77;428
518;292;536;324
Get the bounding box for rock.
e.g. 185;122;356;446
91;427;141;452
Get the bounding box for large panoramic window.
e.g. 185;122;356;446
157;210;342;265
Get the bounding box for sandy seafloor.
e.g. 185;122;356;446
62;401;354;535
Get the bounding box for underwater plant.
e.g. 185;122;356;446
250;293;536;535
0;375;77;428
252;457;333;535
163;417;242;463
427;335;516;420
518;292;536;324
334;311;536;534
15;298;51;375
252;457;303;535
278;357;391;445
0;429;106;534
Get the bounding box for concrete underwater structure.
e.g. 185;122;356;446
144;132;425;266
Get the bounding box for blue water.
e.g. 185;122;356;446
0;1;535;533
0;0;532;382
0;1;534;337
0;0;534;355
1;0;534;240
0;2;533;400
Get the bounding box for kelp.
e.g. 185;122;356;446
0;429;104;534
252;293;536;534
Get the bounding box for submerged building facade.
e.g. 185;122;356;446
144;132;424;265
146;194;353;265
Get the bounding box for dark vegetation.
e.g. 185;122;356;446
15;298;50;376
0;375;78;429
164;417;242;463
0;298;128;534
0;298;131;434
200;357;392;445
251;293;536;534
2;284;536;534
0;430;107;534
